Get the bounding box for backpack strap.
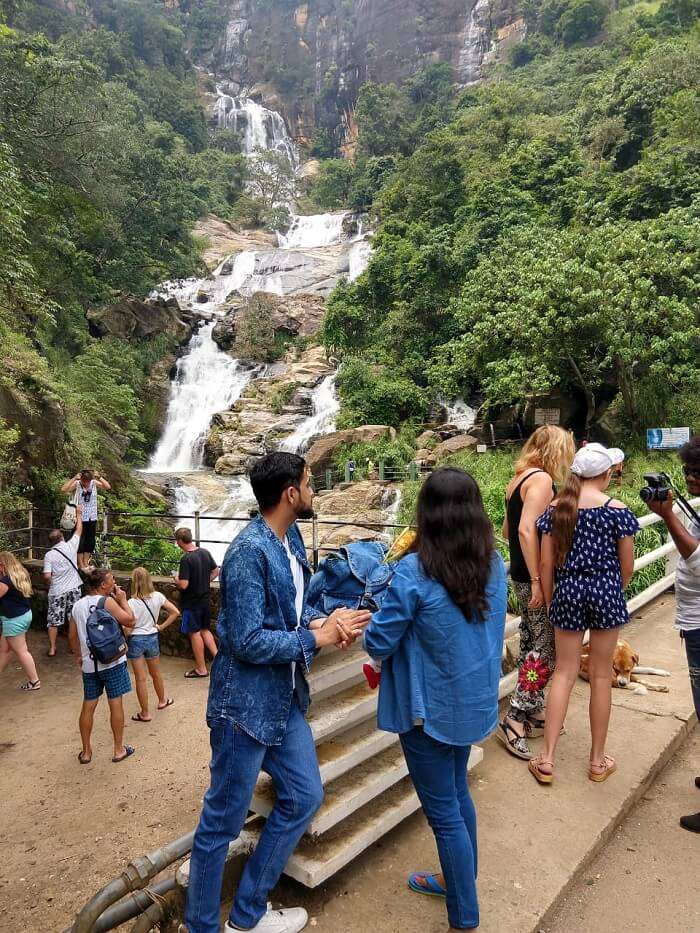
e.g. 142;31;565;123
92;596;108;673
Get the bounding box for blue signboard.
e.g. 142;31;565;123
647;428;690;450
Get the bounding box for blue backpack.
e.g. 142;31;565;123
306;540;396;616
86;597;127;670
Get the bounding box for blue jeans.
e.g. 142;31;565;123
400;727;479;929
681;629;700;721
185;700;323;933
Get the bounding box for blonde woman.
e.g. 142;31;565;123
497;425;575;759
0;551;40;691
127;567;179;722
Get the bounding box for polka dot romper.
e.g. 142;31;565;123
536;501;640;632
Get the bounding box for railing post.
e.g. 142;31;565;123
102;512;110;568
409;461;418;481
312;512;319;571
344;462;351;484
27;506;33;561
194;511;201;547
489;423;496;447
379;460;385;482
325;469;332;491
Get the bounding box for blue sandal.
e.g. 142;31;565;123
408;872;447;898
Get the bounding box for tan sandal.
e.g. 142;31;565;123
528;756;554;785
589;755;616;783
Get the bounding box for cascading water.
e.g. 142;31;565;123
215;90;297;166
278;212;348;250
458;0;492;85
348;238;372;281
172;477;255;565
446;398;477;430
279;374;340;454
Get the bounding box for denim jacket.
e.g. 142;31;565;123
206;515;320;745
364;552;507;746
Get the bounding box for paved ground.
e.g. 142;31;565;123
1;595;696;933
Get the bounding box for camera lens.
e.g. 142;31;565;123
639;487;655;503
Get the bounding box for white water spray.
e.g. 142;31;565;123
279;374;340;453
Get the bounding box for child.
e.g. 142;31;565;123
528;443;639;784
363;528;417;689
127;567;179;722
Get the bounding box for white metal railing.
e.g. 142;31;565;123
498;498;700;698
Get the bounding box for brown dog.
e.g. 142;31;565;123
580;639;670;693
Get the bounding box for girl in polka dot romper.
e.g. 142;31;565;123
529;443;639;785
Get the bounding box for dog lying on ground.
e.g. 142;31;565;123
579;639;670;694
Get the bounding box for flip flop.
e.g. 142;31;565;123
78;751;92;765
112;745;136;764
158;698;175;710
131;713;152;723
184;669;208;678
408;872;447;898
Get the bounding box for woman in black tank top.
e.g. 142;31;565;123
497;426;575;760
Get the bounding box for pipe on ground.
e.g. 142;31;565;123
93;876;177;932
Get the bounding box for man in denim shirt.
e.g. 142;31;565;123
185;452;370;933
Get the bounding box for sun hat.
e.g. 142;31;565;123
571;443;625;478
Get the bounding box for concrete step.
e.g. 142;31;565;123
253;744;409;836
308;643;368;700
307;682;377;744
284;745;484;888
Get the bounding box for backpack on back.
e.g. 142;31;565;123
306;540;397;616
86;597;127;669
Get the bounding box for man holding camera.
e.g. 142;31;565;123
646;437;700;832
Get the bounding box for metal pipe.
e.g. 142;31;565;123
70;831;194;933
94;876;176;932
129;899;169;933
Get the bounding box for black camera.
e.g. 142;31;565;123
639;473;672;503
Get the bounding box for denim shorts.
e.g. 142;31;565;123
127;633;160;660
181;602;211;634
82;662;132;701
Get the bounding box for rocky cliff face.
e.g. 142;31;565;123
188;0;521;151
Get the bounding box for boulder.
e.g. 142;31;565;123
211;292;326;355
306;425;395;474
414;448;432;462
86;295;190;343
415;429;438;449
214;453;251;475
427;434;479;464
192;215;276;270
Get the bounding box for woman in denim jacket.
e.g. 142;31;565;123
364;468;507;931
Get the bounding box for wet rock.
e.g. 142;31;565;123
192;215;276;270
426;434;479;464
86;295;190;343
211;292;326;355
415;429;438;449
305;426;396;474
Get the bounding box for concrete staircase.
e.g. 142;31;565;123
248;641;483;887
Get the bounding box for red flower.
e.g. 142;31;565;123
518;656;550;693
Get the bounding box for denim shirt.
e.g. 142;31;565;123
206;515;320;745
364;552;507;746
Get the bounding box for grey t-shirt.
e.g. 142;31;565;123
675;518;700;632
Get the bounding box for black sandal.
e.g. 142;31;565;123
495;718;532;760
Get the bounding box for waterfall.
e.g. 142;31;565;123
279;374;340;453
278;212;348;250
172;477;255;564
348;238;372;281
215;91;297;166
446;398;477;430
457;0;492;85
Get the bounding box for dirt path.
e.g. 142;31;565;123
545;728;700;933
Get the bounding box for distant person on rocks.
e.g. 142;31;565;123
60;469;111;569
645;436;700;832
362;468;506;931
127;567;179;723
173;528;219;679
498;425;575;760
0;552;40;691
43;504;84;658
184;452;370;933
69;568;135;764
529;444;638;785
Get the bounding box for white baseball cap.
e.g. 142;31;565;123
571;443;625;478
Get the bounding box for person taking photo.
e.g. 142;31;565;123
645;436;700;832
60;469;111;569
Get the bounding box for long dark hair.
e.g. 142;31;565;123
415;467;495;621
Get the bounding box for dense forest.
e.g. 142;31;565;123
319;0;700;438
1;0;699;516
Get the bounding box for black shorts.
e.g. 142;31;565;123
79;520;97;554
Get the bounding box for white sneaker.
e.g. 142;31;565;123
224;903;308;933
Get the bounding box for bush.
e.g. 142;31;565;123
336;358;428;428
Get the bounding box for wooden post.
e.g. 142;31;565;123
312;512;319;570
379;460;386;482
27;506;33;561
194;511;201;547
409;461;419;481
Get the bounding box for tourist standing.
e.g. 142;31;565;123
173;528;219;678
529;444;638;784
363;468;507;931
60;469;111;569
184;452;370;933
43;504;84;657
0;551;40;691
498;425;575;760
127;567;178;723
68;569;135;764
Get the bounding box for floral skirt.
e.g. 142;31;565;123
508;581;556;718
